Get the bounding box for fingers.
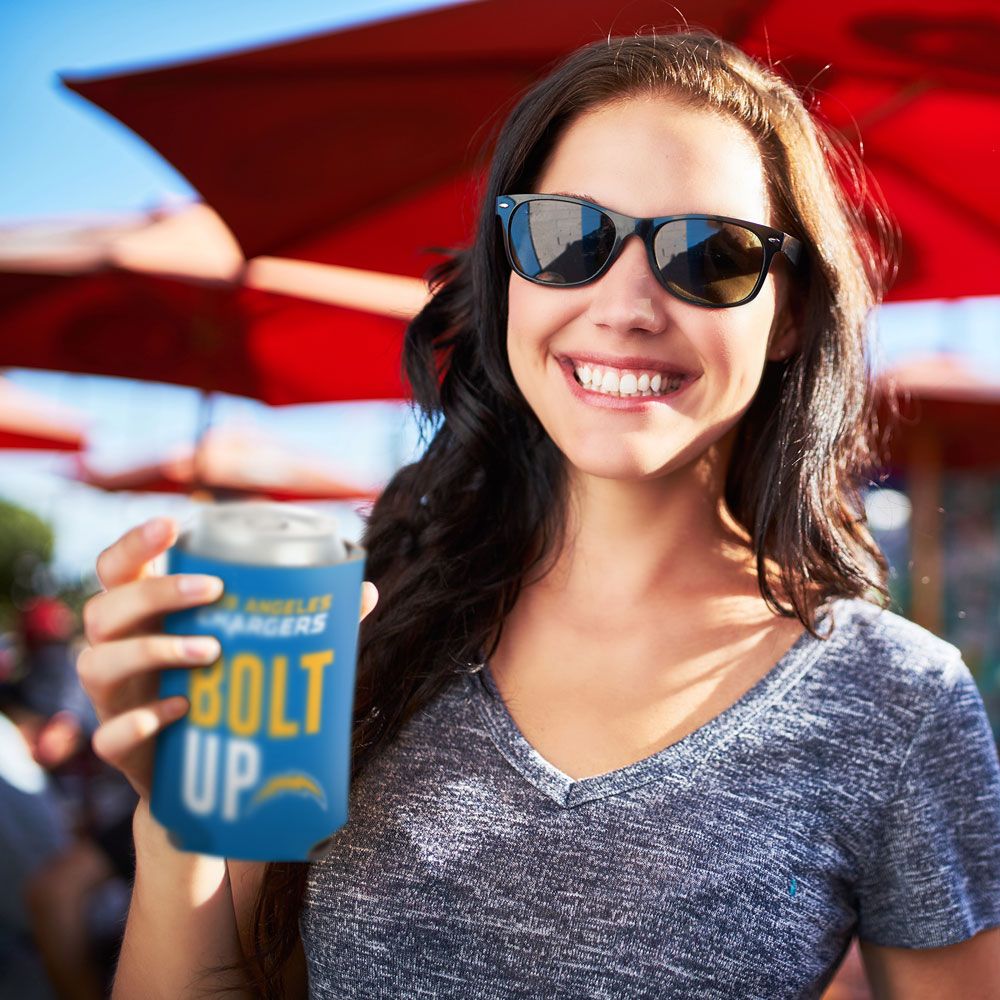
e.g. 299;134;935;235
90;695;190;800
361;581;379;621
83;573;224;645
77;635;221;720
95;517;179;591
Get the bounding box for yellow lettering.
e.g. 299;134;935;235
188;658;223;727
235;595;333;615
268;656;299;738
229;654;263;737
301;650;334;734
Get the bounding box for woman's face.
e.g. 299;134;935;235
505;93;798;482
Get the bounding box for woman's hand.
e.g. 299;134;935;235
77;516;379;801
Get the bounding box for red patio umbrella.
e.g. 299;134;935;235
69;422;380;502
60;0;1000;302
0;375;88;451
878;355;1000;471
0;204;426;403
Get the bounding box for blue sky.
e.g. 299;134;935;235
0;0;464;221
1;0;998;582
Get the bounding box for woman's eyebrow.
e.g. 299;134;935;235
547;190;597;202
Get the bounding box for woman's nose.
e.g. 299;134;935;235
585;234;670;336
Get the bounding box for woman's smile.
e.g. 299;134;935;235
556;356;701;411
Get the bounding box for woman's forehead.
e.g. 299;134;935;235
535;95;771;221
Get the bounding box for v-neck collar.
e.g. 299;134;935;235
464;600;841;809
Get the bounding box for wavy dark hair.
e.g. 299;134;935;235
195;28;897;998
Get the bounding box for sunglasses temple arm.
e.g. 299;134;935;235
781;235;804;267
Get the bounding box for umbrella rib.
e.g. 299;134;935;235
852;78;935;130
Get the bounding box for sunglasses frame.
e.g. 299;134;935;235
495;193;804;308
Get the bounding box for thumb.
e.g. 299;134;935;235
360;581;379;621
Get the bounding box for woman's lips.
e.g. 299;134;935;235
558;358;697;410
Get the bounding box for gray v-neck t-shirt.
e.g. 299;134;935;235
300;597;1000;999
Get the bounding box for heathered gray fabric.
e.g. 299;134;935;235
300;597;1000;999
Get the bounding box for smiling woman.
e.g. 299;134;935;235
79;26;1000;1000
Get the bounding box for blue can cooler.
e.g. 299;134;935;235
151;501;366;862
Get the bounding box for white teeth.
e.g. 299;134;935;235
572;363;684;398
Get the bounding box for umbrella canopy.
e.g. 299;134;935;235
0;205;425;402
62;0;1000;301
0;375;88;451
70;422;380;502
878;354;1000;470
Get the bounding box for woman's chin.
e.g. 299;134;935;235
560;447;672;483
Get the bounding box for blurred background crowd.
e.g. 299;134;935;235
2;0;998;997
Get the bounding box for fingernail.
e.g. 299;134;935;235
177;575;223;598
143;517;170;545
181;636;221;661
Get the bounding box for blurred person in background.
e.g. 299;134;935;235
0;594;137;1000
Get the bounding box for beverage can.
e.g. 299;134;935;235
150;501;366;861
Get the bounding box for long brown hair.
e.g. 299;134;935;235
196;28;897;997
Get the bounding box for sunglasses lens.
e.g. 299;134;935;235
508;200;616;284
653;219;764;305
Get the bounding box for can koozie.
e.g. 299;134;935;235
150;502;366;861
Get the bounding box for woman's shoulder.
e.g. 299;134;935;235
835;600;1000;950
819;596;971;722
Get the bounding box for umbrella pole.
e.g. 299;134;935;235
907;421;943;635
192;389;215;502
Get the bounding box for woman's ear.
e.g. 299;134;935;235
765;276;801;362
766;317;799;361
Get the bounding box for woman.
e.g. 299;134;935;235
78;30;1000;999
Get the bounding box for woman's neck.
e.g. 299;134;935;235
533;444;761;618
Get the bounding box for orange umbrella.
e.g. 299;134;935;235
69;422;380;502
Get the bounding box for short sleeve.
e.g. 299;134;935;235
856;657;1000;948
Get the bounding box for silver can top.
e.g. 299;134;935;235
180;501;351;567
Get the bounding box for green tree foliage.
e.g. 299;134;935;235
0;499;55;628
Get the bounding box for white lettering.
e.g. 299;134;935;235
182;729;218;816
181;729;262;821
223;739;260;821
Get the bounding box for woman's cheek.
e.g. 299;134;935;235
704;319;772;408
507;274;587;342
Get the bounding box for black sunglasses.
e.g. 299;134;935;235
495;193;803;308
